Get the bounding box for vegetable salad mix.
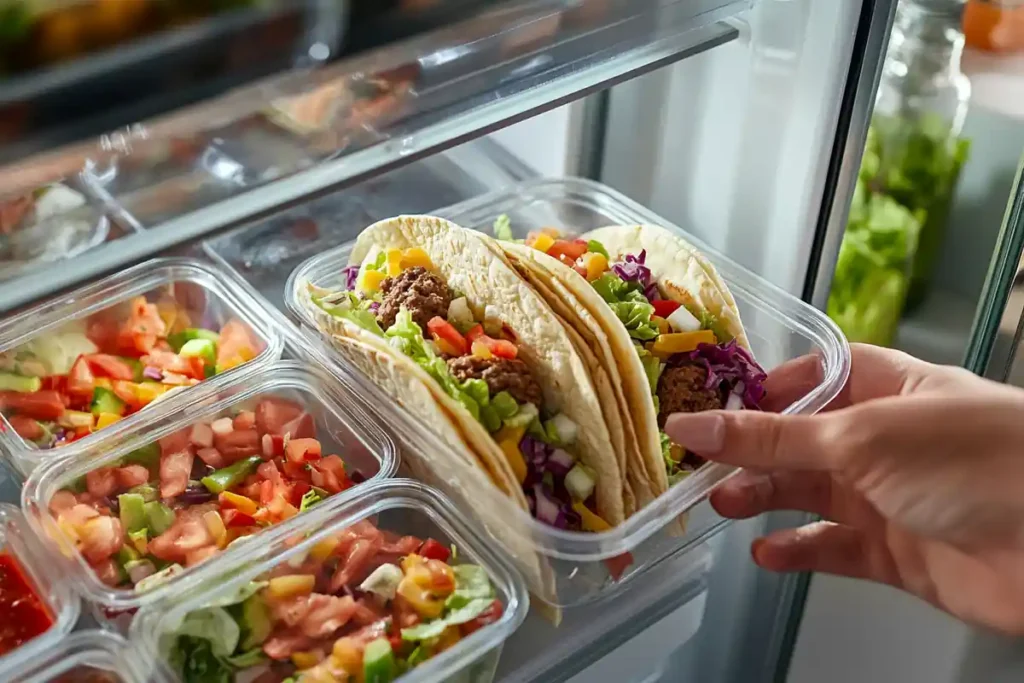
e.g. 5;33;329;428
0;293;262;450
49;396;362;592
163;519;503;683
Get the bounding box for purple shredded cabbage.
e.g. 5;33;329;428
342;265;360;291
689;340;768;409
612;251;660;303
519;435;581;530
368;301;380;314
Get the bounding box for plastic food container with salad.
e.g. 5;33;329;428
0;629;158;683
0;503;80;675
0;257;281;476
21;360;396;625
130;480;528;683
287;177;850;608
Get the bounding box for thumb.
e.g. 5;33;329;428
664;410;842;472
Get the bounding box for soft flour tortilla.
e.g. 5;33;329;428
494;224;754;505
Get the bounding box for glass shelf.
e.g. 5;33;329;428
0;0;748;314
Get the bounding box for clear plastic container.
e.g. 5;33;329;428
0;257;282;476
129;480;528;683
0;503;80;675
0;630;162;683
22;360;397;621
285;177;850;608
0;179;131;283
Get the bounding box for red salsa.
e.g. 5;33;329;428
0;551;53;656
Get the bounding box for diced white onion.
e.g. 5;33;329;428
565;463;596;502
548;414;578;446
359;563;404;601
447;297;473;326
210;417;234;436
666;306;702;333
725;393;744;411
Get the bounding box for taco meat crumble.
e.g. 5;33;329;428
656;362;723;427
376;266;452;332
447;355;543;406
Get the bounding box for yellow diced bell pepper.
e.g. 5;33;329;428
531;232;555;254
434;338;462;357
651;316;671;335
572;502;612;532
397;575;445;619
495;425;527;484
471;340;493;359
136;382;168;404
203;510;228;549
669;443;686;463
310;535;341;562
651;330;717;358
220;491;259;516
400;247;433;270
268;574;316;599
582;252;609;281
386;249;404;276
95;413;122;430
93;378;113;391
331;638;363;674
357;268;387;294
291;651;323;670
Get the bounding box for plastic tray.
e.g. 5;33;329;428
284;176;850;608
0;179;132;284
0;503;80;675
22;360;397;619
0;630;160;683
0;257;282;476
129;480;528;683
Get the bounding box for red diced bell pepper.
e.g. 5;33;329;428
418;538;451;562
477;336;518;360
0;390;66;421
651;300;682;318
285;438;322;464
84;354;135;380
546;239;588;262
464;324;485;344
7;415;43;441
459;599;504;636
233;411;256;431
222;509;257;528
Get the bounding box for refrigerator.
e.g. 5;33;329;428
5;0;1020;681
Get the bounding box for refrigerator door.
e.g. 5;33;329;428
585;1;897;682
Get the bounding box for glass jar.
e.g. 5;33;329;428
829;0;972;345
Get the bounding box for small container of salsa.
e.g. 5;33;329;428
0;503;80;674
0;630;164;682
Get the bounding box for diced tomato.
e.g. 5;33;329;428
547;239;588;262
67;355;96;398
84;354;135;380
85;468;117;498
222;509;257;528
0;390;66;421
159;449;193;499
261;433;285;459
266;494;299;522
115;465;151;489
459;599;504;636
143;349;197;378
290;481;311;507
111;381;142;410
159;429;191;456
312;455;349;495
476;336;518;360
392;594;421;631
418;538;451;563
282;460;313;484
78;516;124;563
185;545;219;567
255;398;304;437
118;297;167;355
86;316;121;353
257;460;284;484
92;558;123;587
651;300;682;318
196;447;226;469
604;552;634;581
216;320;258;372
214;430;261;463
465;324;485;344
259;480;275;506
40;376;67;393
7;415;43;441
427;317;468;356
189;422;214;449
232;411;256;431
285;438;321;464
49;491;78;514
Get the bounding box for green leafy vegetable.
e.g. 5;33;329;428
586;240;610;259
445;564;495;610
310;286;385;336
493;214;514;241
401;598;495;642
300;489;323;512
590;274;659;341
171;636;233;683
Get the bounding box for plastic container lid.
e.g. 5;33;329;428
22;360;397;614
0;503;80;676
285;177;851;607
130;479;529;683
0;630;160;683
0;257;283;477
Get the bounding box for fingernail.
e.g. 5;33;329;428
751;537;767;564
665;412;726;453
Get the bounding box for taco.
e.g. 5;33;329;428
296;216;635;605
491;222;767;501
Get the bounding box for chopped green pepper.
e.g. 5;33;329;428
201;456;263;494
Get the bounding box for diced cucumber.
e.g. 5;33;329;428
363;638;396;683
143;501;176;536
167;328;219;353
127;484;158;502
179;339;216;366
90;387;125;417
118;493;148;534
240;594;273;650
116;545;140;567
0;372;41;393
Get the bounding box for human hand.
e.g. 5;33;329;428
665;344;1024;635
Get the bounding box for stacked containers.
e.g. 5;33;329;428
22;360;397;623
0;258;283;477
0;630;161;682
286;177;851;608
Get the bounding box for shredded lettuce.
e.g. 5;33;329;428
493;214;514;241
299;489;322;512
311;287;384;336
634;343;665;404
590;274;659;341
171;636;233;683
402;597;495;642
446;565;495;610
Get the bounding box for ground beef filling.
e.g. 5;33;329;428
376;266;452;333
447;356;543;407
656;362;724;428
